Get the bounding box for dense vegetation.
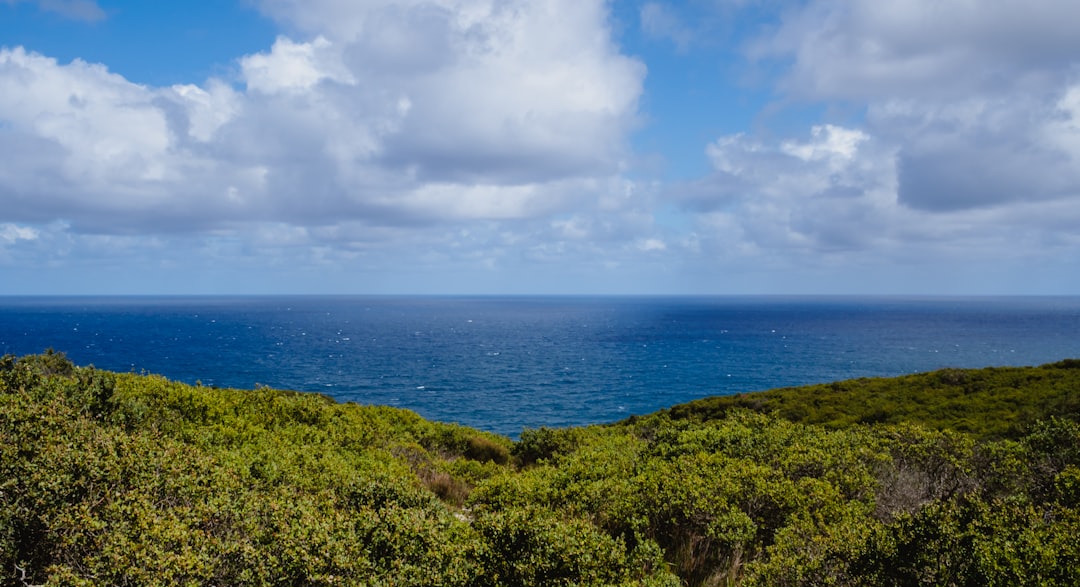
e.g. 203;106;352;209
2;351;1079;585
659;360;1080;440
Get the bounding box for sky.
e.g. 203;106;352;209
1;0;1079;295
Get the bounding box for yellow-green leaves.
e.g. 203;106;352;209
3;352;1080;586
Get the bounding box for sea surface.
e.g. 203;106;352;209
1;296;1078;437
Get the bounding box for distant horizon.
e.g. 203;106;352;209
2;292;1078;300
4;295;1079;435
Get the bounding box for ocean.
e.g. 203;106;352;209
1;296;1078;437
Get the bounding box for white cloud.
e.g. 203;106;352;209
0;0;657;285
0;48;168;171
0;47;175;219
0;0;639;221
240;36;355;94
691;125;902;255
751;0;1080;101
0;223;39;244
167;80;241;143
6;0;1078;293
357;0;645;183
780;125;867;168
636;237;667;252
682;113;1080;274
715;0;1080;269
885;89;1080;211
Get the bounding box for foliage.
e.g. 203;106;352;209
660;359;1080;440
2;352;1079;585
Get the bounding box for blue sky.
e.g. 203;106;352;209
2;0;1079;295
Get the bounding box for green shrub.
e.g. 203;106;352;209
513;426;586;466
4;352;1080;586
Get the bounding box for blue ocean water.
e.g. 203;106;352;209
1;296;1078;437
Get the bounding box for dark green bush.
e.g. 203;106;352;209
512;426;586;466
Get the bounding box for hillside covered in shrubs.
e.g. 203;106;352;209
2;351;1079;585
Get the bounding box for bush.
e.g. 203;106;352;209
512;426;585;466
5;352;1080;586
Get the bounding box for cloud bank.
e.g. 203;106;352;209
688;0;1080;279
1;0;1079;293
1;0;644;231
0;0;660;290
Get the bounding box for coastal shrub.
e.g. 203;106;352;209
873;424;977;518
657;361;1080;441
845;496;1080;586
1050;358;1080;369
471;505;674;586
429;426;507;461
1055;466;1080;508
513;425;587;466
464;434;512;464
1022;417;1080;504
5;352;1080;586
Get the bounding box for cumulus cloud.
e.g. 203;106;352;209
0;0;647;254
750;0;1080;101
245;0;645;184
0;48;176;227
684;124;901;256
5;0;1079;293
681;116;1080;273
882;90;1080;211
240;36;355;94
710;0;1080;261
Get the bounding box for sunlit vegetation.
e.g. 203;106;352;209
3;350;1079;585
660;359;1080;440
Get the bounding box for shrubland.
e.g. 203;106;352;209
2;351;1079;585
